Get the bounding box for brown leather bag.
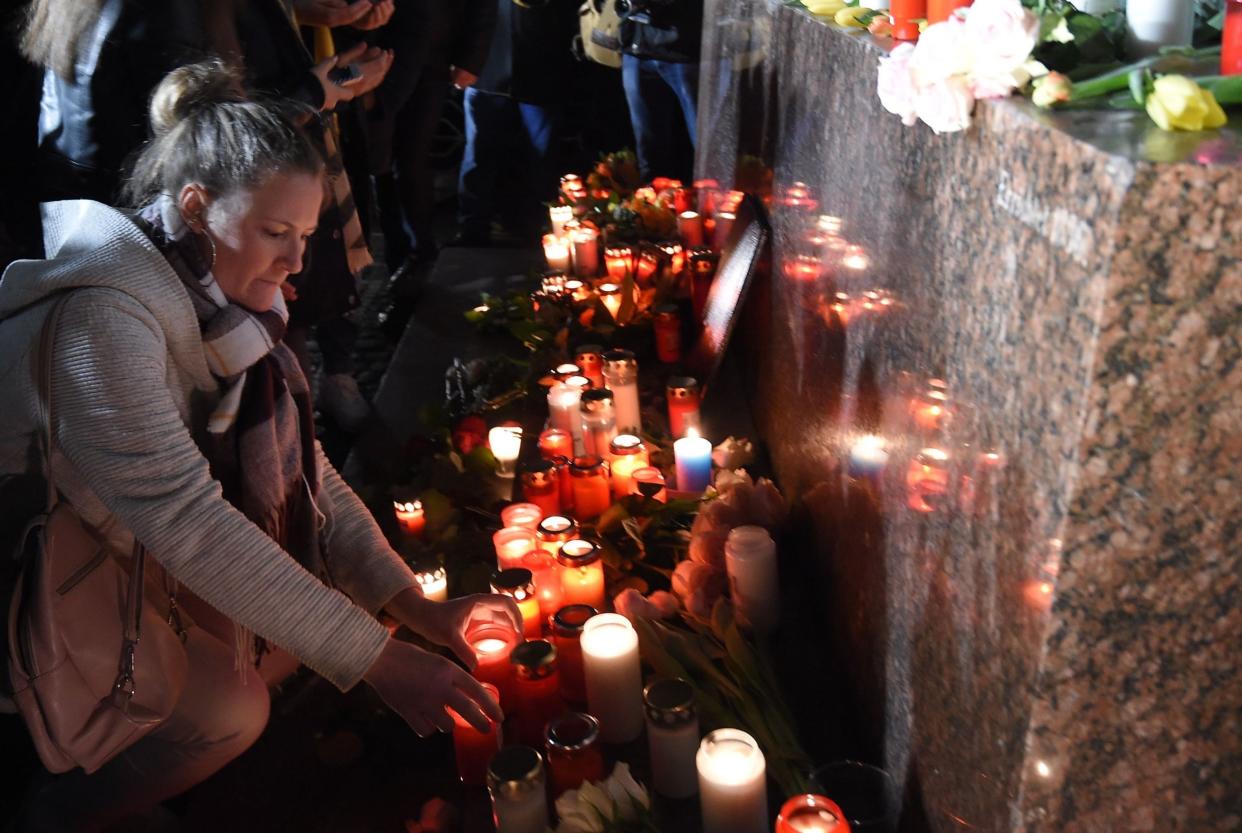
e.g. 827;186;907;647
5;296;188;774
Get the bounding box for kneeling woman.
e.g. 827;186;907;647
0;61;517;832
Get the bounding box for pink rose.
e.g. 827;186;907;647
963;0;1038;99
672;561;727;620
692;495;745;536
689;528;730;569
877;43;919;126
914;76;975;134
614;589;680;621
907;18;973;88
746;477;789;529
712;467;751;497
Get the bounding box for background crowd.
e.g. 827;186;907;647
0;0;703;431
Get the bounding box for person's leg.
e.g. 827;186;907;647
20;629;270;833
621;55;679;181
658;59;700;149
395;65;452;259
315;314;369;430
512;100;561;239
456;88;508;243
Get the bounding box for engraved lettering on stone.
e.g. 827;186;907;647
994;171;1094;267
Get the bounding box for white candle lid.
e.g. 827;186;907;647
725;526;775;563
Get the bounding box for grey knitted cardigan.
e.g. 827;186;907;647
0;201;415;690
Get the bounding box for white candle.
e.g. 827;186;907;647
489;426;523;478
501;503;543;531
415;565;448;602
713;211;735;249
543;233;571;273
572;228;600;278
848;434;889;477
598;282;623;320
547;382;585;451
724;527;779;635
602;350;641;435
645;679;700;798
580;613;644;743
679;211;704;248
674;430;713;493
488;746;548;833
1125;0;1193;56
549;205;574;236
697;729;768;833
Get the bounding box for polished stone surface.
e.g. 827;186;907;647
697;4;1242;831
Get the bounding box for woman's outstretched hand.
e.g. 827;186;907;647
389;588;522;668
363;638;502;736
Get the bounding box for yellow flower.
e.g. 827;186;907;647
1145;74;1228;132
835;5;872;26
805;0;847;17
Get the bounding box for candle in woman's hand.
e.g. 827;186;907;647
580;613;644;743
451;682;502;786
674;429;713;493
468;623;519;711
696;729;768;833
492;568;543;639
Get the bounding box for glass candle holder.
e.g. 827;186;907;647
556;539;605;611
597;283;623;322
608;434;649;499
689;249;719;322
724;526;780;636
549;205;574;236
489;425;523;478
551;604;596;704
548;382;585;452
808;762;899;832
551;456;575;515
393;499;426;538
541;272;568;298
492;568;543;639
604;245;634;281
413;562;448;602
501;503;543;531
536;514;579;557
522;549;566;623
574;345;605;389
644;678;700;798
666;376;702;439
521;459;561;518
494;526;539;572
581;613;644;743
545;712;606;798
572;227;600;278
776;795;851;833
543;233;572;273
565;279;591;302
910;388;951;434
630;467;667;503
538;428;574;461
570;456;612;521
452;682;502;786
510;640;565;748
553;362;583;380
635;244;661;286
468;622;520;712
713;211;736;249
579;389;617;459
653;304;682;364
696;729;768;833
601;349;640;434
488;746;548;833
678;211;705;248
906;447;951;514
658;241;685;277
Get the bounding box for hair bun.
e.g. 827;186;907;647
149;59;245;137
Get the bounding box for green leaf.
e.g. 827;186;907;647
1128;67;1150;104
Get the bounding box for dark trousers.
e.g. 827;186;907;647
457;87;559;240
375;65;452;268
621;55;699;182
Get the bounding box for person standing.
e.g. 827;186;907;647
618;0;703;181
456;0;579;246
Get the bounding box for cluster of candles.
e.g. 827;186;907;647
782;214;895;329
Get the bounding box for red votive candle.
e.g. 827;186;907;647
468;623;520;712
776;795;851;833
608;435;650;499
552;456;575;515
570;456;612;521
653;304;682;364
689;249;718;322
501;503;543;531
539;428;573;460
1225;0;1242;74
927;0;970;22
635;244;661;286
604;245;634;281
521;459;561;518
551;604;595;704
545;712;606;798
557;539;606;611
393;499;425;538
574;345;605;389
630;467;667;503
510;641;566;748
451;682;502;786
537;514;579;557
493;568;544;639
666;376;702;439
494;526;539;571
522;549;566;624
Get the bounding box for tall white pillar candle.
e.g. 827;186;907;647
547;382;585;451
645;678;701;798
580;613;644;743
697;729;768;833
1124;0;1193;56
488;746;549;833
724;526;780;635
602;349;641;434
549;205;574;236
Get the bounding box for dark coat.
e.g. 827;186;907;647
618;0;703;63
475;0;580;106
34;0;208;203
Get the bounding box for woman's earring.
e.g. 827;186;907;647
191;220;217;273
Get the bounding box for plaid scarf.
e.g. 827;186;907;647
139;197;328;667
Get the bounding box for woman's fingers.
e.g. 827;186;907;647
455;670;504;724
447;689;492;734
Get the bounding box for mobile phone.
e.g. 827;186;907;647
328;64;362;86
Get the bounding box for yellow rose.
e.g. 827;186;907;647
805;0;847;17
834;5;872;26
1146;74;1228;132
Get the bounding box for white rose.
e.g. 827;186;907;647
907;17;974;87
963;0;1039;98
914;76;976;134
876;43;920;126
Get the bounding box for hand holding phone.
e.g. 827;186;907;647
328;63;363;87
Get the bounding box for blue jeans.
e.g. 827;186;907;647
457;87;559;240
621;55;699;181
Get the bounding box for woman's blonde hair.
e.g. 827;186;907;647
122;59;325;206
20;0;105;80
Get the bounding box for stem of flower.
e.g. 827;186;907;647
1069;46;1223;102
